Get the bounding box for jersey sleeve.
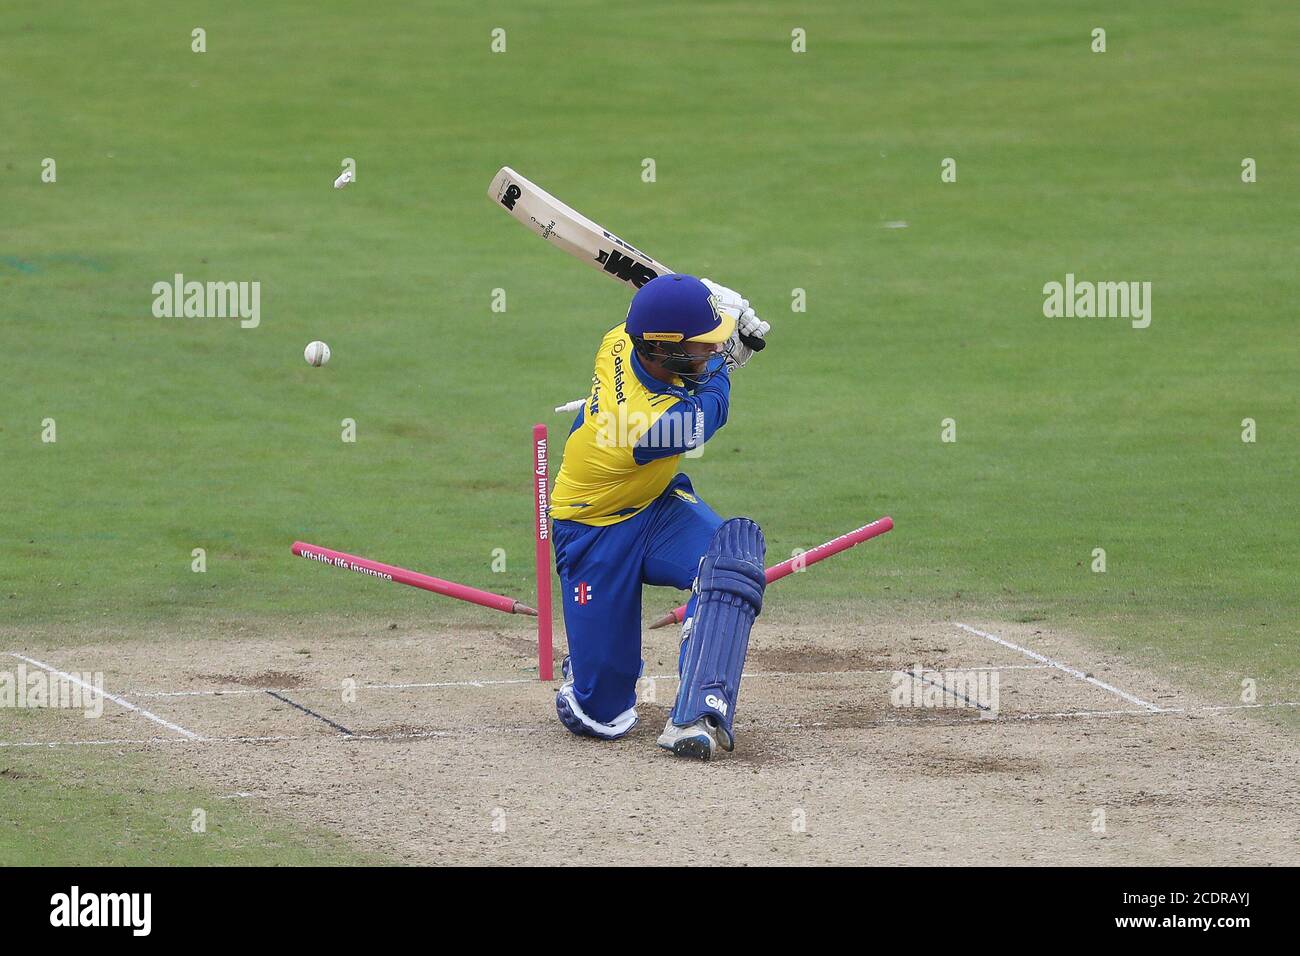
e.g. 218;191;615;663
632;363;730;464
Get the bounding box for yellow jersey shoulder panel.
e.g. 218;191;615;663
551;326;684;526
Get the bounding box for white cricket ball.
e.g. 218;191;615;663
304;341;331;367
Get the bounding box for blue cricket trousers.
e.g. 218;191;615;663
552;474;722;724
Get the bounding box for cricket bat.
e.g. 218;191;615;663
487;166;764;350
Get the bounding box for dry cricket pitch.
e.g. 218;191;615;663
4;614;1297;865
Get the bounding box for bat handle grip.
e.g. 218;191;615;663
739;332;767;352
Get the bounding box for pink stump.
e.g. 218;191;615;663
533;424;554;681
292;541;537;616
648;516;894;629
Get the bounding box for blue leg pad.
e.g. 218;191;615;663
669;517;766;748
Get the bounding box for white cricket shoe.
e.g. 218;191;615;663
555;657;638;740
656;716;727;761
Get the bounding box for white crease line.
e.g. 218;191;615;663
0;736;192;749
7;652;201;740
953;623;1161;712
654;665;1050;681
119;665;1051;699
0;728;537;748
795;707;1161;727
123;676;540;698
889;699;1300;723
5;700;1295;749
1195;701;1295;714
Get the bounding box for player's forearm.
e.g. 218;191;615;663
633;374;730;463
691;373;730;442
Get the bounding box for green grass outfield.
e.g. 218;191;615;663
2;2;1297;860
0;744;372;865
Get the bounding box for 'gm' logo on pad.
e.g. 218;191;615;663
704;693;728;716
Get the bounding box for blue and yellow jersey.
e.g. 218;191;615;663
551;325;730;526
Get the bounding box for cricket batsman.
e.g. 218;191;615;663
550;274;770;760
